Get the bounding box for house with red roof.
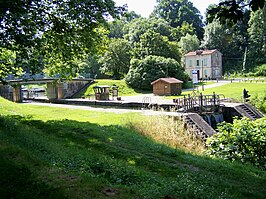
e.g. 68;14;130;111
184;49;222;80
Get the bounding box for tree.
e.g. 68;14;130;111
179;34;199;55
153;0;204;39
125;55;188;90
0;0;123;79
124;17;174;44
100;38;131;79
108;11;140;39
247;6;266;67
207;0;265;25
201;18;250;72
201;19;226;51
132;30;181;61
206;117;266;169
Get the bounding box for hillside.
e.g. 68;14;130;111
0;97;266;198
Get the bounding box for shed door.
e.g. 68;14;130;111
164;84;168;94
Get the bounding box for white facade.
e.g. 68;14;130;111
184;49;222;79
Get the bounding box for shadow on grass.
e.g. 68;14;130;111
0;147;66;199
0;115;265;198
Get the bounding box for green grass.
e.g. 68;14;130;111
183;81;214;89
84;79;149;97
83;79;215;97
0;97;266;198
168;82;266;101
198;82;266;100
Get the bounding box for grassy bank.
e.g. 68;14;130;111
84;79;149;97
169;82;266;100
0;97;266;198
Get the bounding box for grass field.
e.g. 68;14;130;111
84;79;149;97
0;97;266;198
168;82;266;101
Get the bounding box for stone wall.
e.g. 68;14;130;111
0;85;13;101
62;81;89;98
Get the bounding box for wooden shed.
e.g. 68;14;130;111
151;78;183;95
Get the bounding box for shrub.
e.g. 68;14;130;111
251;92;266;114
206;117;266;169
254;64;266;76
125;55;189;90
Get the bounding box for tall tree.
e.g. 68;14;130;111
100;38;131;79
201;18;250;72
108;11;141;39
179;33;199;55
132;30;180;61
0;0;123;79
201;19;226;51
153;0;204;39
247;6;266;67
207;0;265;25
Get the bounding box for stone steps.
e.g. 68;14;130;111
183;113;216;139
235;103;264;120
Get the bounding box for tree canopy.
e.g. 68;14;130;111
153;0;203;39
207;0;265;25
0;0;123;79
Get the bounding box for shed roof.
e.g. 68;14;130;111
184;49;222;56
151;78;183;85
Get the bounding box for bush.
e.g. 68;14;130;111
251;92;266;114
125;55;188;90
206;117;266;169
254;64;266;76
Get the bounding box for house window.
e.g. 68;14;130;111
204;69;207;76
196;60;200;66
203;58;207;66
215;69;220;77
189;60;192;67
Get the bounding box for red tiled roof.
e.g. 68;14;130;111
151;78;183;85
185;49;221;56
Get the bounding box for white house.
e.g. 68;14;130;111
184;49;223;80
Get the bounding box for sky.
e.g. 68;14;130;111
113;0;220;18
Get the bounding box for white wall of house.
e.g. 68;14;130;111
184;50;222;79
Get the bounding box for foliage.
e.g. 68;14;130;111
0;48;23;81
207;0;265;25
201;19;226;51
251;92;266;114
108;11;140;39
0;0;123;79
153;0;204;39
201;16;250;72
254;64;266;77
124;17;175;43
206;117;266;169
78;54;104;79
247;6;266;67
100;38;131;79
0;97;266;198
179;33;199;55
132;30;181;61
125;55;188;90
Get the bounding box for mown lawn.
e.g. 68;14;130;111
0;97;266;198
84;79;150;97
170;82;266;101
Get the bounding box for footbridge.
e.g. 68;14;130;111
0;78;94;102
